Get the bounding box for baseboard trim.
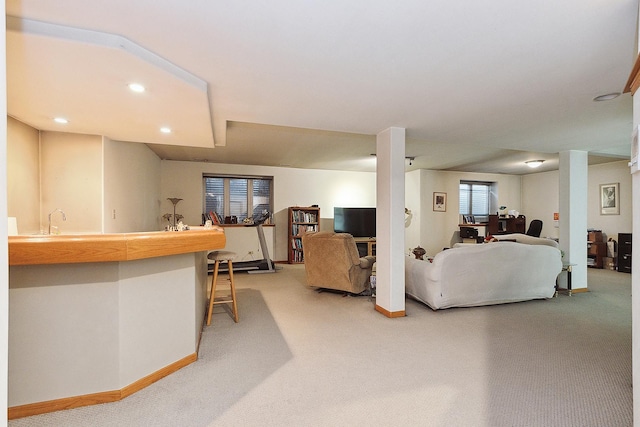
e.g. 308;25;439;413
8;353;198;420
571;288;589;294
375;304;406;318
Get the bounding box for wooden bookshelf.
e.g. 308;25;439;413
288;206;320;263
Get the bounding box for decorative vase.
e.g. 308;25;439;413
412;246;426;260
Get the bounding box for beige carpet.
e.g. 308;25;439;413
9;266;632;427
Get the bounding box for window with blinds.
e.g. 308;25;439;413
203;175;273;222
459;181;492;223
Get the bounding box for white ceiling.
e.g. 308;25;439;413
5;0;638;174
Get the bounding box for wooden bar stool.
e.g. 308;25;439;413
206;250;239;325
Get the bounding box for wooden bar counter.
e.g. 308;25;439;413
9;228;226;266
8;228;226;419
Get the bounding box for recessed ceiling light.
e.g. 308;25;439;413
128;83;146;93
525;160;545;168
53;117;68;124
593;92;620;102
160;127;171;134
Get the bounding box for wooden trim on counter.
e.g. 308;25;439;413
624;52;640;95
8;353;197;420
9;228;226;266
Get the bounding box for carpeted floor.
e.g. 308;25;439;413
9;266;632;427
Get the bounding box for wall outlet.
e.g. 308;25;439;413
112;209;116;219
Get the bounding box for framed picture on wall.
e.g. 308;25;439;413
600;183;620;215
433;192;447;212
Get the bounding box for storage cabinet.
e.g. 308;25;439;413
618;233;632;273
587;230;605;269
288;206;320;263
588;242;607;268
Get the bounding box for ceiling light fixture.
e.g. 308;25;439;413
525;160;545;168
160;127;171;134
128;83;146;93
53;117;68;124
593;92;620;102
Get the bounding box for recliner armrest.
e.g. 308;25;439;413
359;256;376;269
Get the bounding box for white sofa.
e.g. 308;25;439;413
405;235;563;310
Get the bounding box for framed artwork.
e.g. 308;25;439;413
600;183;620;215
433;192;447;212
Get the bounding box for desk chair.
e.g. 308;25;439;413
526;219;543;238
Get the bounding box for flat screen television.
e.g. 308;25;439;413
333;207;376;238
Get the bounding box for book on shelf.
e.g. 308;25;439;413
290;250;304;263
292;210;318;223
292;224;318;235
291;238;304;249
204;210;222;225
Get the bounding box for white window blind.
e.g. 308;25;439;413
204;175;273;222
459;181;491;222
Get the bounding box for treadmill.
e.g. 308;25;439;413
208;211;277;274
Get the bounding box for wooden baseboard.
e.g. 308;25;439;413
571;288;589;294
8;353;198;420
375;304;406;318
120;353;197;399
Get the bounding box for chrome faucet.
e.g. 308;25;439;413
48;209;66;235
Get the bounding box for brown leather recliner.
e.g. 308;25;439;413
301;231;376;294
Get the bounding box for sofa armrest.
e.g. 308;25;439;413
359;256;376;269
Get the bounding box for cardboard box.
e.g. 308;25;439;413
603;257;616;270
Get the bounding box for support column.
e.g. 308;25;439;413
558;150;588;291
631;45;640;427
633;145;640;427
1;8;9;419
375;127;406;317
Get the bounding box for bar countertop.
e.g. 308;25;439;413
8;228;226;266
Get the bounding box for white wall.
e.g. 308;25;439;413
103;139;162;233
6;117;40;234
8;123;162;235
632;81;640;427
40;131;103;234
405;169;522;256
8;124;631;254
160;160;377;261
523;160;632;243
522;170;560;239
404;169;422;254
587;160;633;240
